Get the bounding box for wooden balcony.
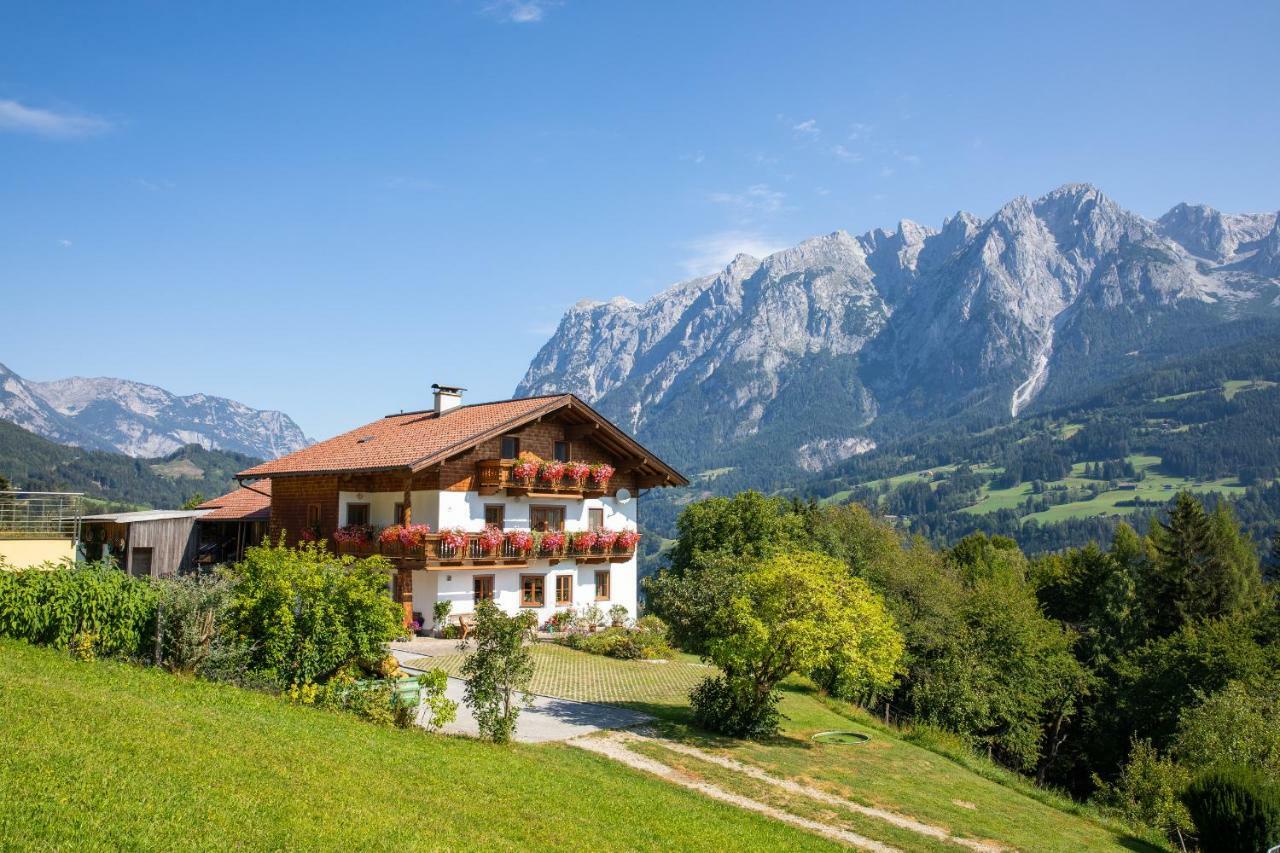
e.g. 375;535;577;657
334;530;636;570
475;459;607;498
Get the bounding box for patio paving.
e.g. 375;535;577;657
390;644;652;743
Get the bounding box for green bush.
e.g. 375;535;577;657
221;541;403;686
557;626;673;660
152;573;231;675
0;563;157;658
689;674;779;739
1183;766;1280;853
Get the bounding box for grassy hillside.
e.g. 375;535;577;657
0;639;837;851
0;418;256;510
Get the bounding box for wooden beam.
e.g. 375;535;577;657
564;423;599;441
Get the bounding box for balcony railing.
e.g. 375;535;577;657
333;529;637;567
475;459;608;498
0;491;83;541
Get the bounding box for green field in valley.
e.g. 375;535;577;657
959;454;1248;524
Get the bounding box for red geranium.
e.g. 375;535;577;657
572;530;599;553
399;524;431;547
565;461;591;486
616;530;641;551
506;529;534;555
590;463;615;488
440;527;470;553
539;460;566;484
478;525;504;554
596;529;619;551
540;531;566;554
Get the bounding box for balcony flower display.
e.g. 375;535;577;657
400;524;431;548
333;524;375;546
616;530;641;551
512;452;541;485
477;525;504;555
595;529;619;552
590;463;615;489
565;461;591;486
539;460;566;485
571;530;599;554
506;529;534;556
540;531;565;554
439;527;470;554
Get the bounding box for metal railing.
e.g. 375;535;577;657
0;491;84;540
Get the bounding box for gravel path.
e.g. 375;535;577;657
572;731;898;852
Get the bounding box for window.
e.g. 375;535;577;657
393;502;405;524
594;570;611;601
474;575;494;603
554;441;570;462
520;574;545;607
306;503;322;527
530;506;564;532
555;574;573;606
501;435;521;459
130;547;154;578
346;503;370;526
588;508;604;531
484;504;505;528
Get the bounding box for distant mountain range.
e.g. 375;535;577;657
518;184;1280;477
0;363;311;460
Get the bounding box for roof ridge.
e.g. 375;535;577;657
383;393;568;420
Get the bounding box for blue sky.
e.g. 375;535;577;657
3;1;1278;441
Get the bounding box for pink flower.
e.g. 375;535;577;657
539;460;566;483
590;463;615;488
596;529;619;551
565;462;591;486
616;530;641;551
512;460;539;482
333;524;374;545
572;530;599;553
399;524;431;547
478;525;504;553
506;529;534;555
540;531;565;554
440;528;470;552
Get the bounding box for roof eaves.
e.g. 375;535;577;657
406;395;571;473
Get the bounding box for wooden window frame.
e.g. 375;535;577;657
520;574;545;608
530;505;565;532
393;502;405;525
554;440;570;462
473;574;495;604
501;435;521;459
484;504;506;528
554;574;573;606
594;569;610;601
587;507;604;531
306;503;322;527
345;502;370;526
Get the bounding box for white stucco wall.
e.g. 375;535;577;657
340;488;641;625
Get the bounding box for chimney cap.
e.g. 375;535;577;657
431;383;467;393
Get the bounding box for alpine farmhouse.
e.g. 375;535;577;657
236;386;687;629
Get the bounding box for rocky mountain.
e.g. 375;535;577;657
0;363;311;459
518;184;1280;476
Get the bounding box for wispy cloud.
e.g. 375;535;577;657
58;238;72;248
678;231;787;277
484;0;558;23
0;99;111;138
708;183;786;216
791;118;820;139
847;122;872;141
831;144;861;162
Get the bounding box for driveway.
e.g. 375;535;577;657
390;646;651;743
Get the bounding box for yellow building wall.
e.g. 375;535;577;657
0;539;76;569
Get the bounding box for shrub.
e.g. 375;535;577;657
294;664;418;728
221;541;403;686
560;626;673;660
1093;739;1192;845
690;674;779;739
418;668;458;732
432;599;453;635
461;601;534;744
152;573;231;675
1183;766;1280;853
608;604;629;625
0;562;157;658
577;603;605;630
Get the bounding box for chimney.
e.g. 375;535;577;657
432;383;465;414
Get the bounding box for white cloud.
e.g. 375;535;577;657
58;239;72;248
708;183;786;215
0;99;111;138
831;144;861;162
678;231;788;277
484;0;557;23
792;118;820;138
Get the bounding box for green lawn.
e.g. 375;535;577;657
640;684;1162;852
409;641;711;708
1153;377;1276;403
0;639;838;851
419;642;1158;850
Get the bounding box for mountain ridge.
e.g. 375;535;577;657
517;183;1280;478
0;363;311;460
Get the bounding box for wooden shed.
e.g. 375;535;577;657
81;510;206;578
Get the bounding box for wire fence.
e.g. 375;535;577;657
0;491;84;540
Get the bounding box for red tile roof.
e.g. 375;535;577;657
236;395;571;478
234;393;688;486
197;480;272;521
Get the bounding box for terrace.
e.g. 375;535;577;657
334;527;639;569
